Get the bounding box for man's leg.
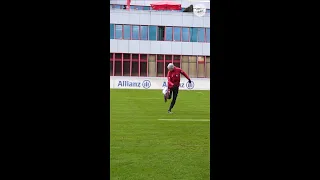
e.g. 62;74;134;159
168;89;173;99
168;87;179;112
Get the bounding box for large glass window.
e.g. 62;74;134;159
130;5;136;10
173;55;181;68
110;53;208;77
157;61;164;77
182;27;189;42
173;27;181;41
110;53;114;76
113;5;121;9
140;54;148;77
123;54;130;77
131;54;139;76
149;26;157;41
140;62;147;77
140;26;148;40
158;26;165;41
165;55;172;75
110;24;114;39
115;25;122;39
198;28;205;42
206;28;210;43
123;25;131;40
132;25;139;40
114;53;122;76
165;27;173;41
190;27;198;42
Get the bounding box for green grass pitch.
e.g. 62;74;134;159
110;89;210;180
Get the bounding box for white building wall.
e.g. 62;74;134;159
110;9;210;28
110;39;210;55
110;0;211;9
110;2;210;56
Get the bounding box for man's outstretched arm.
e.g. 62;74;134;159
180;69;191;83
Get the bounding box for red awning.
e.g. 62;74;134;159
150;0;182;10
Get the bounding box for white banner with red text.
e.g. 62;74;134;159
110;76;210;90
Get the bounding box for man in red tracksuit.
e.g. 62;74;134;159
164;63;192;113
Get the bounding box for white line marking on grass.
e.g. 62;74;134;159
158;119;210;122
126;97;161;100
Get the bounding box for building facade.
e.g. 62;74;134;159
110;0;210;78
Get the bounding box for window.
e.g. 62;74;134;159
131;54;139;76
123;25;131;40
115;61;122;76
157;54;164;60
157;61;164;77
198;28;205;42
123;53;130;60
123;61;130;76
132;25;139;40
181;8;185;12
123;54;130;76
140;54;148;77
149;26;157;40
182;27;189;42
132;54;139;59
173;27;181;41
173;55;181;68
165;55;172;61
115;25;122;39
157;26;165;41
130;5;136;10
140;26;148;40
173;55;180;61
140;61;147;76
157;55;164;77
110;53;114;76
165;27;173;41
165;55;172;75
140;54;147;60
110;24;114;39
115;53;121;60
113;5;121;9
190;27;198;42
143;6;150;10
135;6;143;10
132;61;139;76
206;9;210;13
114;53;122;76
206;28;210;43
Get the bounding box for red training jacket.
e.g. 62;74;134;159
167;67;190;89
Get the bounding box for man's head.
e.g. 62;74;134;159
167;63;175;71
